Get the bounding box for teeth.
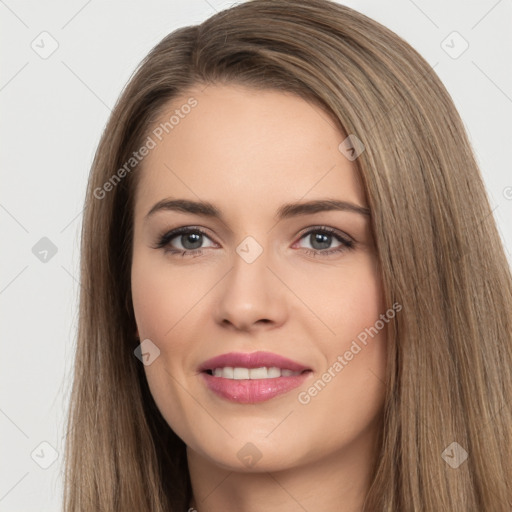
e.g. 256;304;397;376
211;366;302;379
267;367;281;378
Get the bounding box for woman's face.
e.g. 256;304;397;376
131;84;388;472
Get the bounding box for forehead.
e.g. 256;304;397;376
134;84;365;221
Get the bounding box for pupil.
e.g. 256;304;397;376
311;232;331;250
182;232;202;250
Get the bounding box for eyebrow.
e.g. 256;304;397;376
145;198;370;222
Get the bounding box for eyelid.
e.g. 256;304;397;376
153;225;217;250
292;226;355;255
295;225;354;243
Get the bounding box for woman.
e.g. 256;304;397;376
62;0;512;510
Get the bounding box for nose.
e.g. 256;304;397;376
213;246;288;332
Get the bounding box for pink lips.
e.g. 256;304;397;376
198;351;312;404
198;351;311;373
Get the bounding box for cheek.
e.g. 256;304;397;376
295;261;388;449
337;257;387;373
130;251;198;433
299;253;385;343
304;254;387;392
131;250;197;342
341;266;384;342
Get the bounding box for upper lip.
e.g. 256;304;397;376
198;351;311;372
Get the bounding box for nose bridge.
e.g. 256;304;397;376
214;234;286;329
233;235;269;286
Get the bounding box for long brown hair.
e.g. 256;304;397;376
62;0;512;509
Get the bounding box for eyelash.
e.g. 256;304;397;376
153;225;355;258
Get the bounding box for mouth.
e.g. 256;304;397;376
203;367;312;379
198;351;313;403
200;368;313;403
198;350;312;375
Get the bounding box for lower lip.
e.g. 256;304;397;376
200;371;312;403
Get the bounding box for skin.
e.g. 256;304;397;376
131;84;388;512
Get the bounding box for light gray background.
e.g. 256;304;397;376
1;0;511;509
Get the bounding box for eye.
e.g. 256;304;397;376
294;226;354;257
153;226;217;257
153;225;355;258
